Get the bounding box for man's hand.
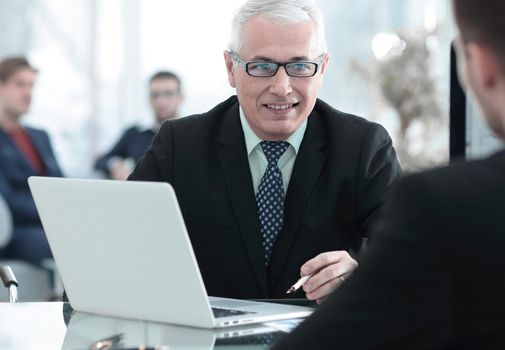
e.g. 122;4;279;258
301;251;358;304
108;158;135;181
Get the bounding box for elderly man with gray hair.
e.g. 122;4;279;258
130;0;401;302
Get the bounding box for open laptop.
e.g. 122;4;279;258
28;177;313;328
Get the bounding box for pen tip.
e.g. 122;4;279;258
286;287;294;294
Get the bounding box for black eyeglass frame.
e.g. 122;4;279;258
230;51;326;78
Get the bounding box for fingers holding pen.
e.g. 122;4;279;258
300;251;358;302
302;262;348;294
308;272;352;304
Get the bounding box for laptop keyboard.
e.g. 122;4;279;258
212;307;256;318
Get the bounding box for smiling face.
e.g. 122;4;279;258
224;15;329;141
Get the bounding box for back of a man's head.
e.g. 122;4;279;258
453;0;505;73
0;56;37;83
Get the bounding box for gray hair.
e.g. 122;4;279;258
228;0;327;54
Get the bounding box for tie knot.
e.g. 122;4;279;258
260;141;289;165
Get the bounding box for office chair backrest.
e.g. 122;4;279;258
0;194;13;248
0;193;57;302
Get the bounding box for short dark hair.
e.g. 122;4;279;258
0;56;37;82
149;70;181;91
453;0;505;71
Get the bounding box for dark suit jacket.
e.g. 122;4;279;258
94;126;156;176
273;150;505;349
129;96;402;299
0;126;63;263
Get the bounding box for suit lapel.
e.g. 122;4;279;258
25;128;61;176
25;128;48;173
0;128;37;173
269;111;326;289
217;103;269;297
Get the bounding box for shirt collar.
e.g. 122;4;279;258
239;106;307;156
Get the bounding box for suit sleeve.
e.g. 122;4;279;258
128;122;174;182
0;130;62;225
272;175;455;350
0;169;40;225
41;131;64;177
94;128;135;175
356;123;402;238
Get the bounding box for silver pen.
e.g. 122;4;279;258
286;273;314;294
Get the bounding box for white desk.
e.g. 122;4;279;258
0;302;285;350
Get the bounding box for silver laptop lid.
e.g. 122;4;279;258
28;177;215;327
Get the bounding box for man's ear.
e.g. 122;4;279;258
454;37;469;92
319;53;330;75
224;50;236;88
466;42;500;90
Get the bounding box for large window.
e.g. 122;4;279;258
0;0;454;175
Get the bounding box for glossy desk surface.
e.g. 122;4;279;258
0;302;293;350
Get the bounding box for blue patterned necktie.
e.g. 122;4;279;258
256;141;290;266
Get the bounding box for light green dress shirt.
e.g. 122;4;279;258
239;107;307;195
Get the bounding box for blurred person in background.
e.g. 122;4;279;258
94;70;183;180
0;56;63;265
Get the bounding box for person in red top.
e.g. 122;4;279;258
0;57;63;265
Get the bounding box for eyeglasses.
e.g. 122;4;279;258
230;51;325;78
150;90;179;99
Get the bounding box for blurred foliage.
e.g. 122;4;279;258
351;29;447;171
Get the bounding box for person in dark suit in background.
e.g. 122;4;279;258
0;57;63;265
273;0;505;348
95;71;183;180
129;0;402;301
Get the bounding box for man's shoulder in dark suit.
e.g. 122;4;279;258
272;150;505;349
23;125;49;137
312;98;396;164
399;150;505;206
94;124;158;174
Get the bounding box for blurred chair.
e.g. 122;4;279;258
0;192;12;248
0;193;59;301
0;265;18;302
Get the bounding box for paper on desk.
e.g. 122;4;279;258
263;318;304;333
